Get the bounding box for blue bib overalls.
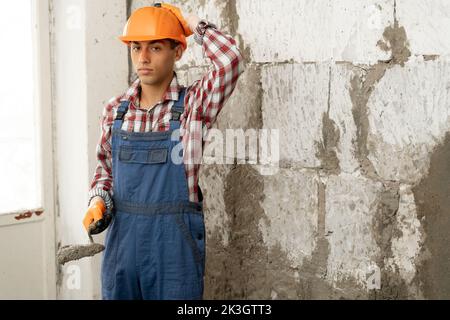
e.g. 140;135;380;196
101;88;206;300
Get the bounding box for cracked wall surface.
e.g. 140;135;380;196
131;0;450;299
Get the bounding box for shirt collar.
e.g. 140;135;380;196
121;71;182;108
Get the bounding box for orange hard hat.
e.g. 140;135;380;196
119;3;193;50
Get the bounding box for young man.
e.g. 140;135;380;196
82;3;244;300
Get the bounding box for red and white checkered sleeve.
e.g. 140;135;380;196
186;24;246;131
87;96;119;210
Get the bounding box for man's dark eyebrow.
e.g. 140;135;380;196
149;40;164;45
131;40;164;46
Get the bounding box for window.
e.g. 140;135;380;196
0;0;40;214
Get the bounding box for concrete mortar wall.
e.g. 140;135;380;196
131;0;450;299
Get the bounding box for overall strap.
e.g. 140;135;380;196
171;87;186;121
113;100;131;130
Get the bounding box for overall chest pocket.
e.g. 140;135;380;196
119;146;168;164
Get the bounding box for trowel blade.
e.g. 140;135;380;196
57;243;105;265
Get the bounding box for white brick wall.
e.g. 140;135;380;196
237;0;393;63
397;0;450;57
367;60;450;183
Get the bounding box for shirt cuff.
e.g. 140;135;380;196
88;188;113;211
193;19;217;45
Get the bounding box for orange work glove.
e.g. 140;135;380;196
82;197;111;234
161;3;194;37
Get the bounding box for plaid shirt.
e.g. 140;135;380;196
88;21;245;209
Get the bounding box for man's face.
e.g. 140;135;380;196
130;39;183;86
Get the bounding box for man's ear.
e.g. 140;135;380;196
174;45;184;62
